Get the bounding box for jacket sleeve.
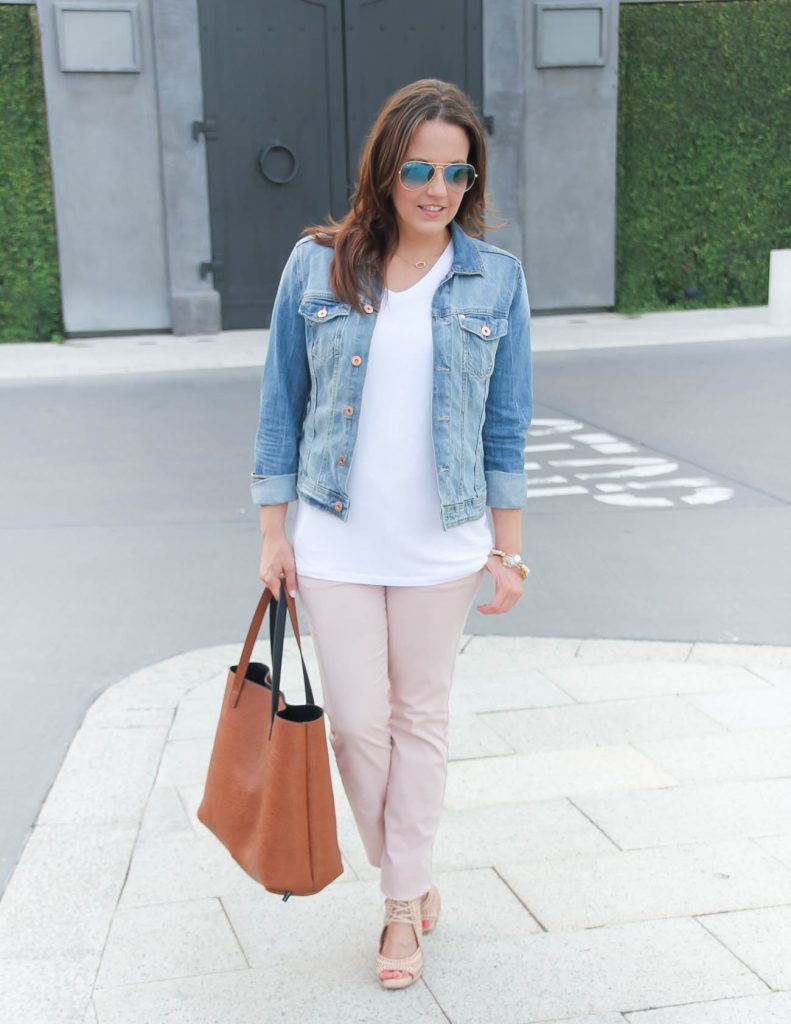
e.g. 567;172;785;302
250;242;310;505
482;258;533;508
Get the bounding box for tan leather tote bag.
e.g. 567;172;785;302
197;588;344;900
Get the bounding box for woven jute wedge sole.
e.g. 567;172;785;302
421;885;441;933
376;897;424;989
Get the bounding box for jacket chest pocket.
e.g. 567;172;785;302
299;297;351;362
458;314;509;378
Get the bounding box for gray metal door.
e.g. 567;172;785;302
197;0;483;329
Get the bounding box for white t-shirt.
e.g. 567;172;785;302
293;238;493;586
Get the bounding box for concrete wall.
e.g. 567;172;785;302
523;0;620;312
484;0;620;313
28;0;218;335
35;0;169;333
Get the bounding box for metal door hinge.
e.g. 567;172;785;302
199;257;223;280
192;118;218;141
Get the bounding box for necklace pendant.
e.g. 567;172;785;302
415;260;427;269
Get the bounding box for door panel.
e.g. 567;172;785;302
198;0;347;328
197;0;482;328
344;0;483;176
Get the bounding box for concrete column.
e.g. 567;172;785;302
768;250;791;326
35;0;171;333
150;0;220;334
523;0;620;312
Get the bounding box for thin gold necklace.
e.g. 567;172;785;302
393;239;448;270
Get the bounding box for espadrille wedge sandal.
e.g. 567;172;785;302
376;897;424;989
420;885;441;933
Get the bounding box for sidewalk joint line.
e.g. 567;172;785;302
746;835;791;871
418;973;453;1023
218;895;252;970
566;797;624;852
741;664;786;686
692;914;775;992
490;864;548;931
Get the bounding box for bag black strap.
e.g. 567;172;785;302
268;589;316;741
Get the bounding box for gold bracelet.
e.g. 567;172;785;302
490;548;530;580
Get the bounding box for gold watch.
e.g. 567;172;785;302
490;548;530;580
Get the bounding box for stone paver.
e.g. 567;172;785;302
1;636;790;1024
538;661;769;702
683;687;791;730
624;992;791;1023
423;917;766;1024
573;777;791;848
94;898;247;989
699;905;791;990
481;695;727;753
634;726;791;782
495;840;791;930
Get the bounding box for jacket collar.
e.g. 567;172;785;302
449;218;485;276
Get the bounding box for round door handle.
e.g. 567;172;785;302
258;140;298;184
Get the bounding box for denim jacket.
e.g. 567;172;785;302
251;217;533;530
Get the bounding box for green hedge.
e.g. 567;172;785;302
616;0;791;312
0;5;62;342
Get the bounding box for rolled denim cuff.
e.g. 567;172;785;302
251;473;298;505
485;469;527;508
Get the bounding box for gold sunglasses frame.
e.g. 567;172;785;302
397;160;478;193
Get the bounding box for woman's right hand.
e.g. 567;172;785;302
258;504;297;600
259;531;298;601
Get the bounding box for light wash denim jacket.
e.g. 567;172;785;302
251;217;533;530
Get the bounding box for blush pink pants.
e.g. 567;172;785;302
297;567;485;900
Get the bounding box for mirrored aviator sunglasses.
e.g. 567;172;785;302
398;160;478;193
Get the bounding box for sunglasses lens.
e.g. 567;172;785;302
399;161;433;190
446;164;475;191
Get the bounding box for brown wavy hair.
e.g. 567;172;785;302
302;78;491;313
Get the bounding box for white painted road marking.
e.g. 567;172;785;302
528;418;585;435
525;417;735;508
529;485;590;497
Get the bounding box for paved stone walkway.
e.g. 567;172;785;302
2;634;791;1023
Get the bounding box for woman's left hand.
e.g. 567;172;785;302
476;555;526;615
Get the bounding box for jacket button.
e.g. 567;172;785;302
338;455;346;466
481;324;491;336
363;303;374;313
317;308;328;318
333;501;343;512
459;313;466;319
344;405;354;416
351;355;362;366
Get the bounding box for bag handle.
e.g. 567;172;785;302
229;588;273;707
268;590;316;740
229;587;313;716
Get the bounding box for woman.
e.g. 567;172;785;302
251;78;532;989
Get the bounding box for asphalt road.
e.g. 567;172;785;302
1;336;789;896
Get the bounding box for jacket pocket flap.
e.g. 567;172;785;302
299;297;351;324
458;314;508;340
